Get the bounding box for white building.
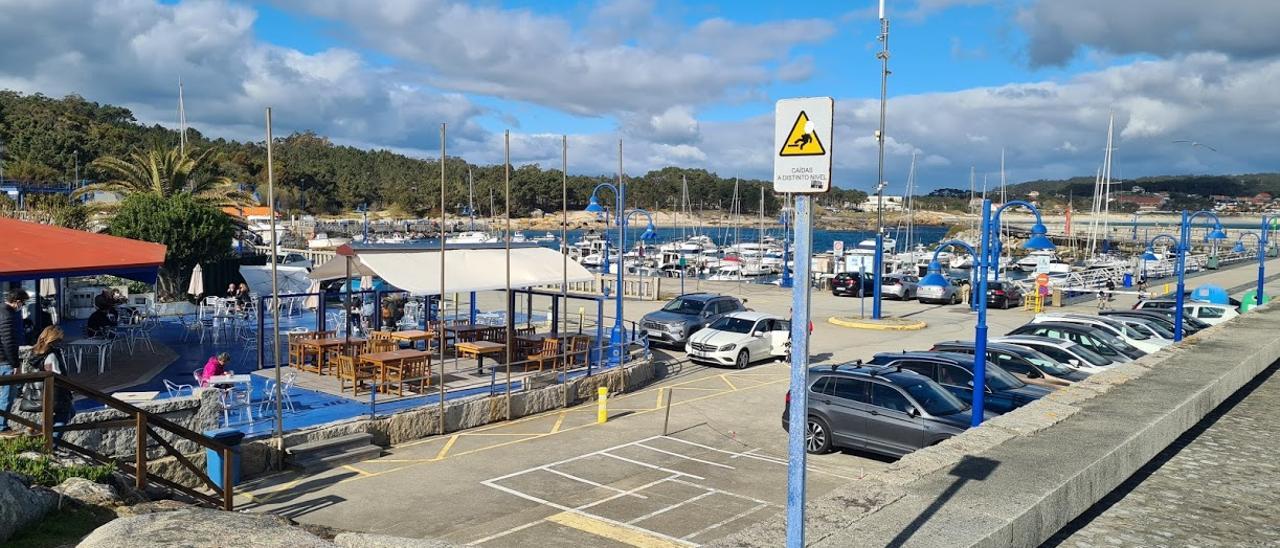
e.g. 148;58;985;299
859;195;905;212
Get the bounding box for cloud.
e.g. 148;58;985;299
1017;0;1280;67
0;0;485;148
280;0;834;119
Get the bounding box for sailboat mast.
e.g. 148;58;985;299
1101;113;1114;250
177;78;188;156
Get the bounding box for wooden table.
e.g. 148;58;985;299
455;341;506;374
390;330;435;349
360;349;432;392
299;337;367;376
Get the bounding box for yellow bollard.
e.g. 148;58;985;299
1163;283;1170;296
597;387;608;423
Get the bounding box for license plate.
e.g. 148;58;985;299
646;329;664;338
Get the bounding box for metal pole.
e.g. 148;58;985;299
265;107;285;461
611;140;625;366
438;123;447;434
1174;210;1188;342
780;197;793;288
504;131;513;421
972;199;992;426
872;11;891;321
785;194;814;548
562;135;569;407
1258;216;1268;307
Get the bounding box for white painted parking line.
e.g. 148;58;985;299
633;442;736;469
627;489;717;525
682;502;770;541
543;466;649;499
600;451;707;481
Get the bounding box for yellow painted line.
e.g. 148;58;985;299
434;434;459;460
343;464;371;476
545;511;689;548
720;374;738;391
655;387;664;409
550;412;567;434
459;432;545;437
826;316;927;330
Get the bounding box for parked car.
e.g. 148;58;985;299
642;293;745;346
969;280;1024;309
1027;313;1168;354
881;275;919;300
1100;310;1200;336
1007;321;1145;362
992;335;1116;374
917;281;963;305
782;363;991;457
928;341;1091;387
831;272;875;297
1099;314;1176;341
686;312;790;368
279;253;314;270
867;352;1053;415
1132;299;1239;325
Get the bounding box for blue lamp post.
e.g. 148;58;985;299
917;239;980;312
973;199;1054;426
1232;220;1270;309
1173;210;1227;341
585;183;629;364
585;195;613;275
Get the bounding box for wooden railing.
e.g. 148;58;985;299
0;372;235;510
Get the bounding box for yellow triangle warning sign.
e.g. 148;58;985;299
778;111;826;157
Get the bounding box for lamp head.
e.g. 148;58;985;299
1233;240;1246;253
1207;226;1228;240
640;222;657;241
1023;222;1056;250
584;194;604;213
918;260;949;289
1142;246;1159;261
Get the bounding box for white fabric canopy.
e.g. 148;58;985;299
356;247;592;295
309;255;380;281
239;265;312;296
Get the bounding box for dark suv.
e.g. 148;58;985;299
641;293;745;346
867;352;1053;414
928;341;1090;387
782;363;988;457
969;280;1024;309
831;272;874;297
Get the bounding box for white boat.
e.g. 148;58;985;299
308;233;351;249
1016;250;1073;274
246;215;287;245
1084;253;1129;270
447;231;500;244
532;232;558;243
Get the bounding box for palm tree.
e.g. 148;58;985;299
75;144;249;206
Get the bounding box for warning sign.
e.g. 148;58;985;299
773;97;834;194
779;111;827;156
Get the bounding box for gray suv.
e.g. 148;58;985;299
782;363;991;458
642;293;745;346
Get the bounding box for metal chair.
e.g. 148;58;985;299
163;379;194;399
261;371;299;415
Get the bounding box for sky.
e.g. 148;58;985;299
1;0;1278;194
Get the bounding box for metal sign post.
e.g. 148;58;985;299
775;97;833;548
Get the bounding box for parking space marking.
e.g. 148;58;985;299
476;435;786;547
434;434;459;460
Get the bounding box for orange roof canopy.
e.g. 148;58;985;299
0;218;167;283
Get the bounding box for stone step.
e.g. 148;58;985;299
289;444;384;474
286;433;373;459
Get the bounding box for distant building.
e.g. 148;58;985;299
1251;192;1273;205
529;208;545;218
860;195;904;212
1112;193;1167;211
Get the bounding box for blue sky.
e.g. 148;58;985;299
2;0;1278;192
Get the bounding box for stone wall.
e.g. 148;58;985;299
711;303;1280;548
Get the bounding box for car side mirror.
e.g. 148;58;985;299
1068;359;1080;366
752;330;764;337
1027;370;1043;379
908;407;920;418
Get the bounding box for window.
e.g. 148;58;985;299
811;377;831;395
870;384;914;413
715;300;741;315
936;363;973;387
774;319;791;332
830;378;869;403
896;361;936;380
994;352;1032;375
1197;307;1225;319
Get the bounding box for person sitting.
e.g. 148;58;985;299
86;307;117;339
198;352;232;387
226;283;238;298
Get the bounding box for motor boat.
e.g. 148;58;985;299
1016;250;1072;274
447;231;500;244
308;233;351;249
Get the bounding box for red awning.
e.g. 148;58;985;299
0;218;167;283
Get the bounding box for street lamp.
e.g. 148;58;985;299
1173;210;1227;341
970;199;1054;426
584;194;613;275
917;239;979;312
1232;218;1272;309
585;183;629;364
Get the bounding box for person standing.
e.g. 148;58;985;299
28;326;73;435
0;289;29;436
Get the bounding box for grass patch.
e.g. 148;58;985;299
4;505;116;548
0;436;114;487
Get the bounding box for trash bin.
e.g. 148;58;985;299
1051;289;1063;308
205;428;245;489
1122;273;1133;288
1207;256;1220;270
1241;291;1269;312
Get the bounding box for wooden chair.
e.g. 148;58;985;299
516;326;536;337
336;354;375;395
288;332;312;370
525;338;560;372
482;326;503;343
314;330;336;339
566;336;590;369
369;331;394;342
385;356;429;397
369;339;398;353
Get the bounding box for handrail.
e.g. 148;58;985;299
0;371;235;510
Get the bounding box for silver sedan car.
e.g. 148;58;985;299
917;280;965;304
881;274;919;300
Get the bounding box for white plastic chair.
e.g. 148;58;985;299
163;379;194;398
259;371;298;417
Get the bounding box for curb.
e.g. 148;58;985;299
826;316;928;331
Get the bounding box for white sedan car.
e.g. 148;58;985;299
685;311;791;369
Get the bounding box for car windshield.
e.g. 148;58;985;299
1139;321;1175;339
901;379;969;416
1021;351;1075;376
661;298;705;314
985;364;1024;390
708;316;756;334
1067;343;1114;366
1094;331;1139;352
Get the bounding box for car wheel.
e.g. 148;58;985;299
805;416;832;454
951;293;961;305
736;349;750;369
